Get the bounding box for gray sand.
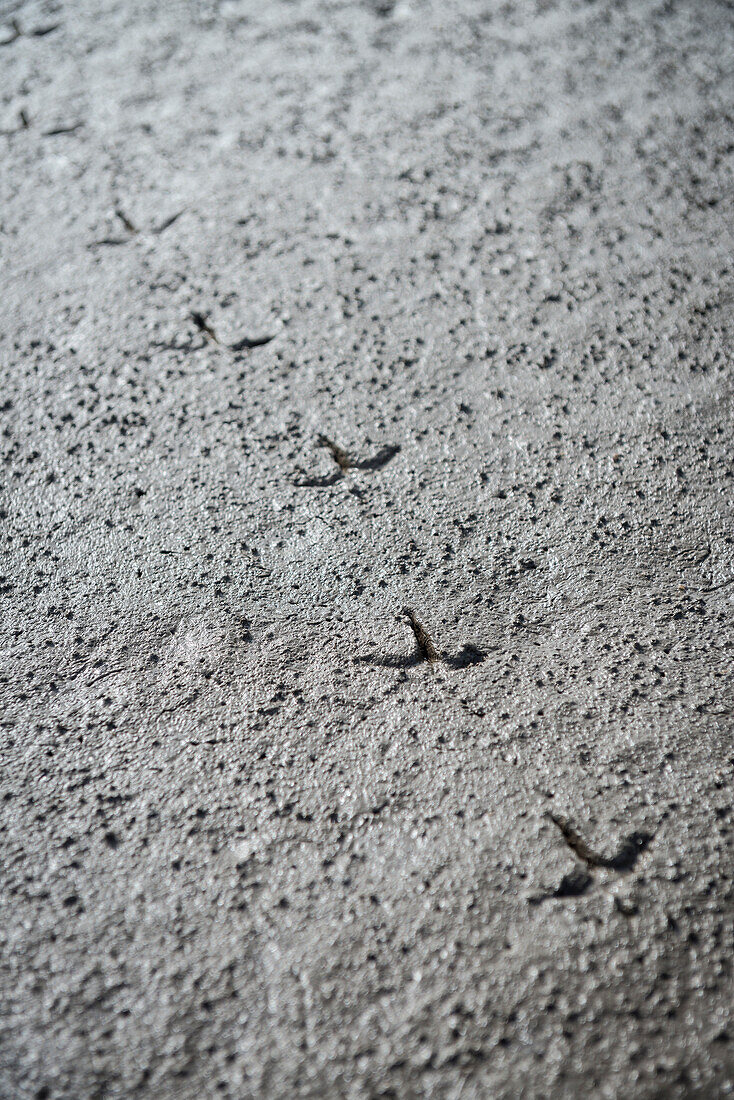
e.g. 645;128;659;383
1;0;733;1096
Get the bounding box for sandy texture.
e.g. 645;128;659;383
1;0;733;1096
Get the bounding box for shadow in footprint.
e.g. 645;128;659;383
152;210;184;235
88;237;129;248
529;869;594;906
355;653;422;669
444;644;487;669
549;813;653;872
357;645;487;671
230;333;276;352
311;435;401;477
353;444;401;471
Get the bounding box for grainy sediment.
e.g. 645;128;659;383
1;1;733;1097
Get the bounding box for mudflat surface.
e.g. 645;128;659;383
1;1;733;1096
